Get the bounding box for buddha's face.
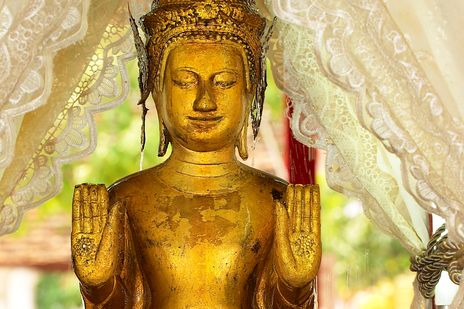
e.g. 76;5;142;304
157;42;250;153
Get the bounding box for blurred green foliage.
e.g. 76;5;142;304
319;177;411;296
38;61;164;218
36;273;82;309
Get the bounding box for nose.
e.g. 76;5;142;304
193;86;217;112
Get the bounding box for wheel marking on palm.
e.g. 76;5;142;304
73;237;98;262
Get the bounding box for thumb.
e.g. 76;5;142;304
275;199;289;237
108;201;125;231
275;200;294;264
97;202;125;261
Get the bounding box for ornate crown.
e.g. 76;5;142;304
130;0;274;151
142;0;266;86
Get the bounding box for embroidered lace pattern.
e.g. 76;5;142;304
0;1;149;235
265;0;464;306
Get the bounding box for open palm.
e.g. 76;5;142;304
274;184;321;288
71;184;124;287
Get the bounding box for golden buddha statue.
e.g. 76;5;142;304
71;0;321;308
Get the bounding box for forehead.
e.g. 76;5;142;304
167;42;244;72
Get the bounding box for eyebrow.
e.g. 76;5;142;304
173;67;198;73
173;67;239;74
215;69;238;74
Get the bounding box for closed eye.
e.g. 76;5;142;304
173;79;197;88
214;80;237;88
172;69;198;89
212;71;237;89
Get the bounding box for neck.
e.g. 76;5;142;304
166;142;239;178
157;142;244;195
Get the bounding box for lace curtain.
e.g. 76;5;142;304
261;0;464;307
0;0;145;235
0;0;462;307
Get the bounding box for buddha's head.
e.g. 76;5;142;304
131;0;272;159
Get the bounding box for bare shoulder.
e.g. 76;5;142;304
107;165;164;205
239;163;288;198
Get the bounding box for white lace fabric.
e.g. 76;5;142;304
0;0;145;235
0;0;88;169
269;19;426;251
264;0;464;307
0;0;463;307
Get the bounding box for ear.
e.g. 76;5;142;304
152;93;171;157
236;117;249;160
236;95;252;160
156;110;171;157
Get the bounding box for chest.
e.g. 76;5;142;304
127;191;273;278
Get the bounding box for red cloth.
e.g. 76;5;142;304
284;97;316;185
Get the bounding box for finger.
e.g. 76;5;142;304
310;185;321;237
302;185;311;232
286;185;294;228
294;185;302;232
90;186;100;233
82;185;92;233
98;185;109;231
72;186;82;234
275;200;294;264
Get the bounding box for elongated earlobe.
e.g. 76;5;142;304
158;115;171;157
237;118;249;160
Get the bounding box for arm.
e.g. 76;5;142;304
256;184;321;308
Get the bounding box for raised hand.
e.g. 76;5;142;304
274;184;321;288
71;184;124;288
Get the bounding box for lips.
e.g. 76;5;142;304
187;115;223;129
187;115;223;122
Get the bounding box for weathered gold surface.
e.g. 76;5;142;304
71;1;321;308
